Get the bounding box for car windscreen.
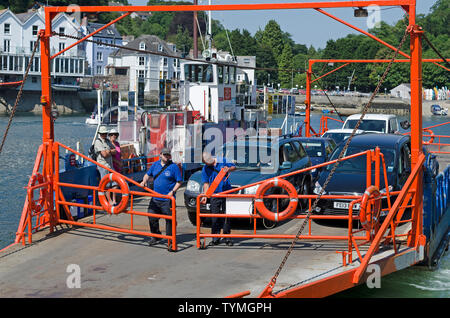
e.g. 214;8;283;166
327;145;396;173
322;132;351;144
301;141;323;157
344;119;386;132
217;145;273;169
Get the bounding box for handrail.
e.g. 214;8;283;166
352;152;425;283
53;142;178;251
15;144;44;244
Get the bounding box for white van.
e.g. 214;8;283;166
342;114;399;134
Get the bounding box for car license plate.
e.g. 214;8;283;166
333;201;360;210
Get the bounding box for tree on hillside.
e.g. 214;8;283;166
260;20;285;63
173;25;192;56
256;42;278;86
278;43;294;88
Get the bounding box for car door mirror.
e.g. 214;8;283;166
280;161;292;170
400;120;410;130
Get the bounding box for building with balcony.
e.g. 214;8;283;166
0;8;86;91
107;34;181;95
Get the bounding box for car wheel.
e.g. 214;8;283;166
188;211;211;227
294;177;310;212
300;177;311;211
261;218;277;229
187;211;197;226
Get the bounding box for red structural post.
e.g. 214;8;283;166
40;9;56;232
408;4;424;247
305;65;312;137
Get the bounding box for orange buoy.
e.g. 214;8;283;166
359;185;382;232
255;178;298;222
98;173;130;214
28;173;47;213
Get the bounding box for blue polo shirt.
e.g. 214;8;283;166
201;158;235;194
146;160;182;201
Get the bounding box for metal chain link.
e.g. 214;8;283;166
0;35;41;157
268;26;411;291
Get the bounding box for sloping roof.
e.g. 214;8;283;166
110;34;180;58
392;83;411;90
16;11;35;23
86;22;121;38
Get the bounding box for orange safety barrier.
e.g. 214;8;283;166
53;142;178;251
318;115;344;136
195;148;407;259
16;144;47;245
16;142;178;251
403;121;450;154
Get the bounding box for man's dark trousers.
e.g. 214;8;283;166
148;198;172;236
210;197;230;240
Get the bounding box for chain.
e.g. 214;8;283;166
0;35;41;157
267;26;411;292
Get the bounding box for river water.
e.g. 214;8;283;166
0;112;448;298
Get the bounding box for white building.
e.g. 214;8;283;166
390;83;411;99
235;55;256;85
0;8;85;91
107;34;181;93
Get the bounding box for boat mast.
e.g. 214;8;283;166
193;0;198;58
208;0;212;53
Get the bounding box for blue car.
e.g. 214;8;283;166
295;137;337;182
184;135;314;225
312;133;415;217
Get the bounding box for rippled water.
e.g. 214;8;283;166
0;112;448;298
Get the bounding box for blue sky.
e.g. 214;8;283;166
128;0;437;48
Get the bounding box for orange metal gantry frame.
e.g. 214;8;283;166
34;0;433;297
38;0;425;243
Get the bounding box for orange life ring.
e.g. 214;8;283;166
423;128;435;145
28;173;47;213
359;185;382;232
254;178;298;222
98;173;130;214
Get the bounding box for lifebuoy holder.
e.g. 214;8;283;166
98;173;130;214
359;185;382;234
28;173;47;213
254;178;298;222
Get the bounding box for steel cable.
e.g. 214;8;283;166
0;35;41;157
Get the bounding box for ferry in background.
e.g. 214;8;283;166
68;49;267;191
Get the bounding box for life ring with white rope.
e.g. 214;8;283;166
254;178;298;222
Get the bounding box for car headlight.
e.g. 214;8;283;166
186;180;201;192
244;185;259;194
313;181;325;195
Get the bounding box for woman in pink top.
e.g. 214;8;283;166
108;129;122;205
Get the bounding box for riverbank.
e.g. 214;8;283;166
1;89;449;117
297;95;450;116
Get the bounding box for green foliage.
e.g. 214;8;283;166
7;0;448;89
278;43;294;87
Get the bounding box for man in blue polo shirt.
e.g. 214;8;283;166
200;151;236;246
140;148;182;246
